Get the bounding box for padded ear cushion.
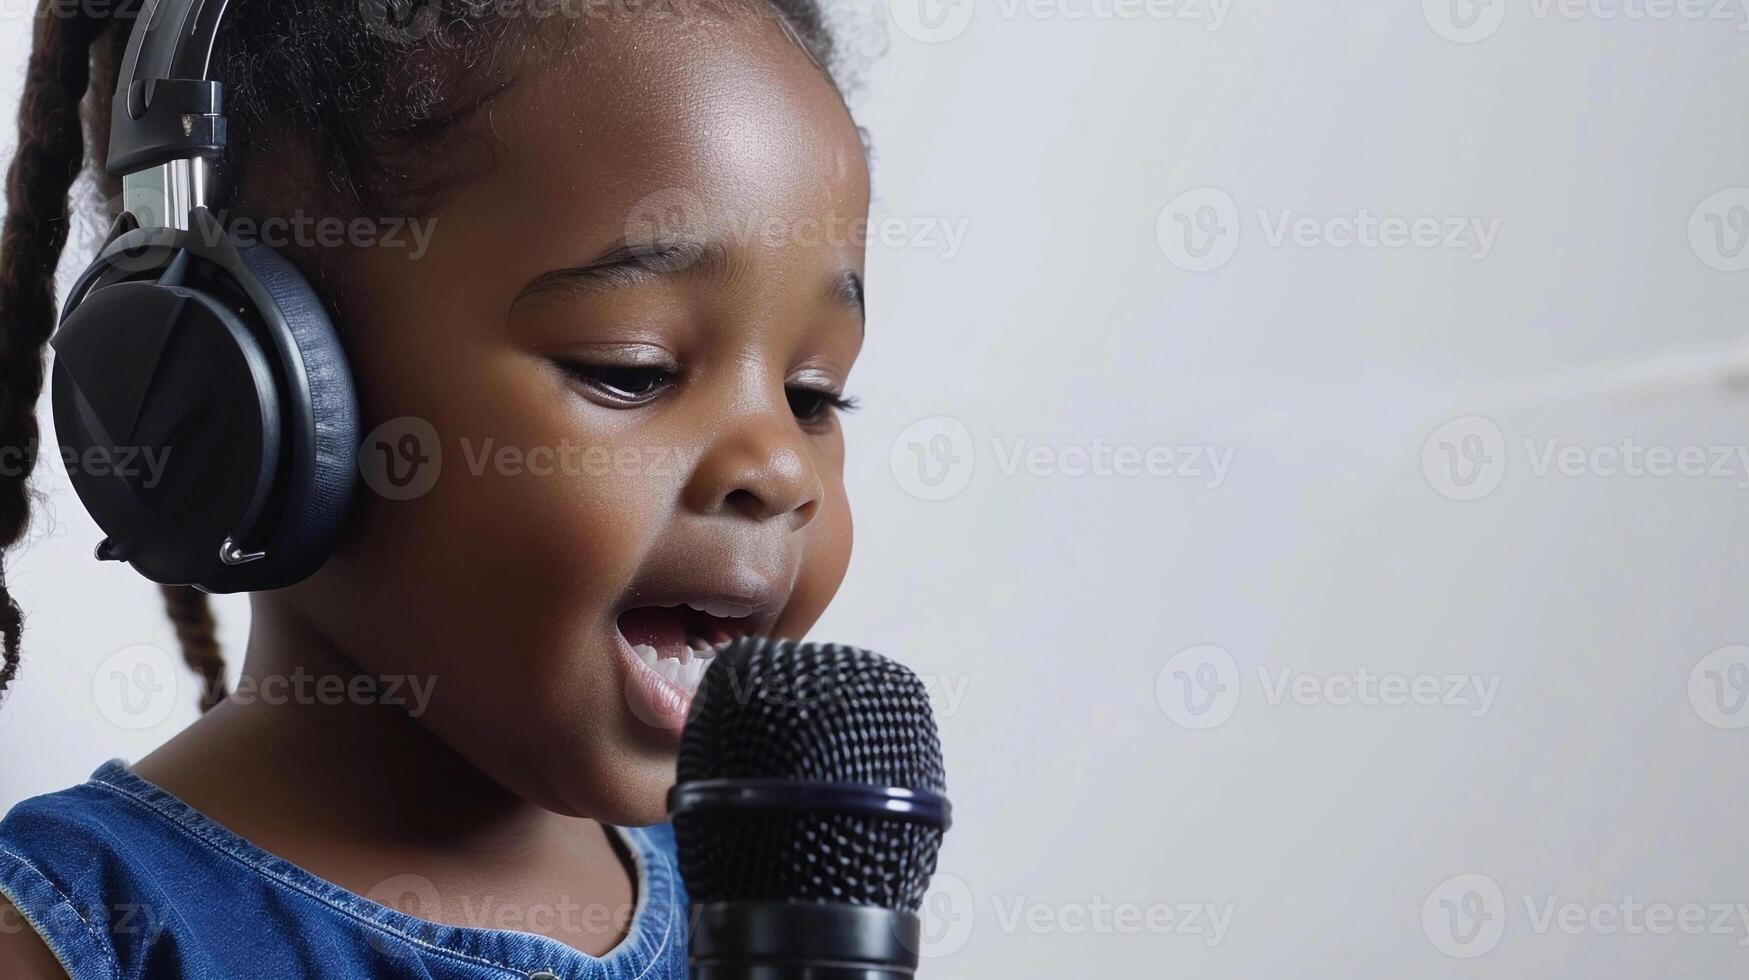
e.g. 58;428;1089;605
230;241;360;588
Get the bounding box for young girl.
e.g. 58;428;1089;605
0;1;869;976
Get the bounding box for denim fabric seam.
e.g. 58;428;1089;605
86;776;523;975
0;843;121;980
85;763;676;978
625;828;677;980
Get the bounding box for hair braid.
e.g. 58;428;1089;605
161;584;226;710
0;0;111;704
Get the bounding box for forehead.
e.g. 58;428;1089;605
455;17;870;250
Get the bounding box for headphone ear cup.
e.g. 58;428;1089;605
51;276;284;587
224;241;360;590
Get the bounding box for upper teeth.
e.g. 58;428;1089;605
669;599;755;619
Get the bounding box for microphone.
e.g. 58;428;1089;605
669;638;953;979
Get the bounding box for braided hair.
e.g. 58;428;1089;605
0;0;842;712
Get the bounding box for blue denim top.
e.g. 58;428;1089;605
0;758;688;980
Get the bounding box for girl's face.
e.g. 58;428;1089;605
275;20;868;825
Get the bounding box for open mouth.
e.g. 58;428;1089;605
616;601;760;700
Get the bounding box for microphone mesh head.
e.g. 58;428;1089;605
674;639;947;912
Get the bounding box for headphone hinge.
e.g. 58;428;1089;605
123;159;211;232
108;79;226;178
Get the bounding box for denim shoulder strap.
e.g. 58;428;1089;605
0;759;690;980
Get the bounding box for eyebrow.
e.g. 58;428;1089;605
829;269;866;322
513;238;729;303
512;236;866;328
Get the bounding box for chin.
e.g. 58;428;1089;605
542;750;680;828
608;777;680;828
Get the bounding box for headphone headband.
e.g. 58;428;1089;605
117;0;231;93
109;0;232;226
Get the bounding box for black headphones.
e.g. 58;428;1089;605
50;0;360;593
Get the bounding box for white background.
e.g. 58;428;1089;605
4;1;1749;977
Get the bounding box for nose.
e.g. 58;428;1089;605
684;411;823;530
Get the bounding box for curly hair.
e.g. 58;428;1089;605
0;0;843;711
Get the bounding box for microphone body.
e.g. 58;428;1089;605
688;902;920;979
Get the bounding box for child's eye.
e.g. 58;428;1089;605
786;385;859;425
561;362;675;404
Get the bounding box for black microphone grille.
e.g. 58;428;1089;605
672;638;949;913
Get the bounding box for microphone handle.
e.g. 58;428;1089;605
689;902;922;979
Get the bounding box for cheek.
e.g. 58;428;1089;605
323;331;678;679
308;345;692;805
778;461;854;639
